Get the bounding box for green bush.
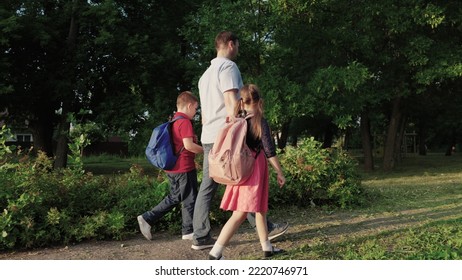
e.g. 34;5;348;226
0;125;182;249
272;137;363;208
0;153;181;249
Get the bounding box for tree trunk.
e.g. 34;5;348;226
322;121;336;148
54;1;77;169
360;111;374;172
383;97;403;171
53;115;70;169
30;113;55;157
290;134;298;147
277;120;291;150
393;115;407;163
445;144;455;156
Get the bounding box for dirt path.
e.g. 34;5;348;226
0;226;273;260
0;216;290;260
2;205;461;260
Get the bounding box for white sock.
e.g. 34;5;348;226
261;240;272;251
209;243;225;258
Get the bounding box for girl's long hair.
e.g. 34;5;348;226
234;84;263;139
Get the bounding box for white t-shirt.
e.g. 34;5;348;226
198;57;243;144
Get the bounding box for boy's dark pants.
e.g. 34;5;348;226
142;169;198;235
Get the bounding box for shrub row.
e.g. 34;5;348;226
0;151;176;250
1;126;363;250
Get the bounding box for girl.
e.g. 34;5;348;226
208;84;286;259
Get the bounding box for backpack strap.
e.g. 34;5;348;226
244;112;254;119
170;115;186;122
170;115;187;155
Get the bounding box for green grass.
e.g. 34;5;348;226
82;154;158;175
361;153;462;212
285;218;462;260
272;153;462;260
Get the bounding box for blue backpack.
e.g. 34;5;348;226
145;116;185;170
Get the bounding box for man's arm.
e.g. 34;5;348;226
223;89;238;119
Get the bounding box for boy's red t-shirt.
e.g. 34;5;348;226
166;112;197;174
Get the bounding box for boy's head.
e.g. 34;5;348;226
177;91;199;119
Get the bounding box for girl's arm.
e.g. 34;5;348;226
268;156;285;187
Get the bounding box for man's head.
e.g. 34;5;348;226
215;31;239;60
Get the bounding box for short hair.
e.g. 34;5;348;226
215;31;239;50
177;91;198;108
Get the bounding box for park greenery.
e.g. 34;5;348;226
1;0;462;259
1;126;462;260
275;154;462;260
1;0;462;172
0;125;362;250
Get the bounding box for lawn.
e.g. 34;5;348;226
269;153;462;259
82;154;158;175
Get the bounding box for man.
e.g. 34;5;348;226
191;31;289;250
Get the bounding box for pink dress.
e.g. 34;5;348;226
219;151;269;213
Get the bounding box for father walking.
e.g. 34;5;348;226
191;31;289;250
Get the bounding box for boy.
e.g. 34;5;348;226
137;91;203;240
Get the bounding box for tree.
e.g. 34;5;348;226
376;0;462;170
1;0;200;166
1;1;76;159
3;0;461;172
271;0;462;170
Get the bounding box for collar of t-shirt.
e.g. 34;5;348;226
172;112;190;121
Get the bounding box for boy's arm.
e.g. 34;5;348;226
183;137;203;154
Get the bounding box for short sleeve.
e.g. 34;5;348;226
219;62;243;94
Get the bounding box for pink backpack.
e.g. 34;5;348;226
208;114;256;185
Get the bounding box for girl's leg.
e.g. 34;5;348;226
255;212;272;251
255;212;285;257
209;211;247;258
254;212;268;243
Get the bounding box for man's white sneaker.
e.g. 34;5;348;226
182;233;194;240
137;215;152;240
